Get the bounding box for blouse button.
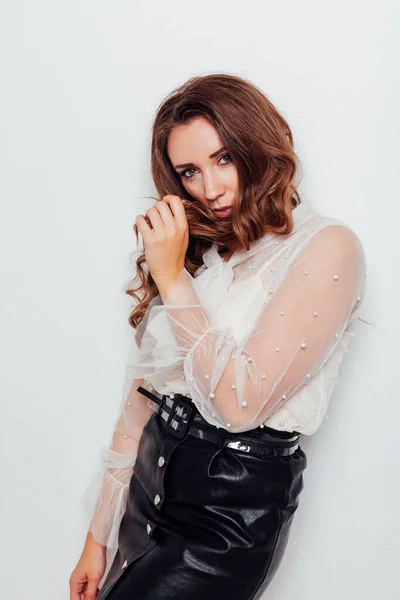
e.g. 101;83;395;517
122;559;128;569
154;494;161;505
146;523;152;535
279;421;284;426
158;456;165;467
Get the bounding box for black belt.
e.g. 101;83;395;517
137;386;300;458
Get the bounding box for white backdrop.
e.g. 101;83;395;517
0;1;398;598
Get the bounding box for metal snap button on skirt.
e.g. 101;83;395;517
97;411;307;600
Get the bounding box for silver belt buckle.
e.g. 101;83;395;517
165;395;193;440
225;439;252;453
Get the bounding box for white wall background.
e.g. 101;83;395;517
0;1;398;598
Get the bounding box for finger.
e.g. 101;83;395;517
161;196;188;231
69;581;81;600
144;206;165;233
155;201;180;235
135;214;154;243
84;578;99;600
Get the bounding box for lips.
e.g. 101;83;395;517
213;206;232;218
213;206;231;212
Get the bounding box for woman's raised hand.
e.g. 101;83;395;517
135;195;189;286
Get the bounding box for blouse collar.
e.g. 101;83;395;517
203;199;317;269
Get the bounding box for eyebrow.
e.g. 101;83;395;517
174;146;227;170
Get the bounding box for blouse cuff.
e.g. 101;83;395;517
80;446;137;550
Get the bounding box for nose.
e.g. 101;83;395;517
203;169;224;203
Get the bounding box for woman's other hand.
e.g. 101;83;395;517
69;532;106;600
136;195;189;286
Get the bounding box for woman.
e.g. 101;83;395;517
70;74;367;600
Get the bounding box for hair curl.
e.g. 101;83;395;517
125;73;303;329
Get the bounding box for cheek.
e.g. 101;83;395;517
226;166;239;190
182;178;201;197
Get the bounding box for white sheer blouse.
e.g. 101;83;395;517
81;198;367;554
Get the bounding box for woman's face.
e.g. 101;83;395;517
167;116;239;219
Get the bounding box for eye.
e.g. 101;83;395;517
220;153;232;165
178;153;233;180
180;167;197;179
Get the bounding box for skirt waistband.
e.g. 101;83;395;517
137;386;301;458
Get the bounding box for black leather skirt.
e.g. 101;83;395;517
97;394;307;600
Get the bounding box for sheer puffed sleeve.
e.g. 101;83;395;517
80;333;155;550
155;224;366;433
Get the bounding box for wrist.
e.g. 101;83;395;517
85;531;106;552
155;269;184;301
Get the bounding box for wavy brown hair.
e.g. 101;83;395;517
125;73;303;329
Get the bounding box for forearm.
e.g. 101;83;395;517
82;378;155;551
85;530;106;551
157;269;212;339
